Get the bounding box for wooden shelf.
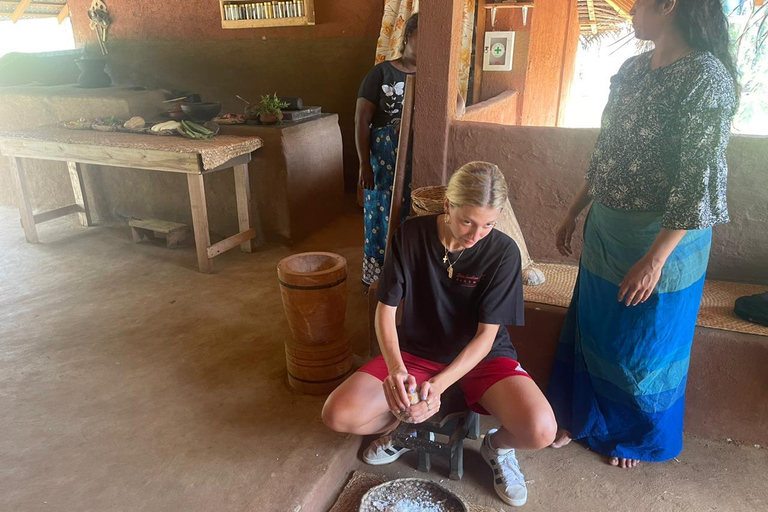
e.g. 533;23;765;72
219;0;315;29
484;1;535;8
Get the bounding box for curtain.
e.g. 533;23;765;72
374;0;475;99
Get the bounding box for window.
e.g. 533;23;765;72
563;2;768;136
0;17;76;60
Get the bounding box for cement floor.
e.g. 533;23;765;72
1;203;766;512
349;419;768;512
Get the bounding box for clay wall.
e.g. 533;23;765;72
447;122;768;284
460;91;518;125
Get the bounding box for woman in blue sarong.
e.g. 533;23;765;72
548;0;738;469
356;14;418;286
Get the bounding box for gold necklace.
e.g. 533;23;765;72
442;237;465;279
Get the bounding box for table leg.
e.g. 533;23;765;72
67;161;93;226
233;163;263;252
9;157;39;244
187;173;212;273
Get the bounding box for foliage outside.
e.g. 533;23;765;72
567;1;768;135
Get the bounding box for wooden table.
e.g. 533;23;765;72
0;125;264;273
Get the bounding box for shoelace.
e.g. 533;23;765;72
496;449;524;485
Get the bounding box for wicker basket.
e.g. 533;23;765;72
359;478;469;512
410;186;546;286
411;185;448;217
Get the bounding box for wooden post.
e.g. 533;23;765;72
9;157;39;243
385;74;416;256
521;0;581;126
66;161;93;227
471;0;487;104
186;173;212;273
233;163;262;252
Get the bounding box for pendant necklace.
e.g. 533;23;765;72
442;238;465;279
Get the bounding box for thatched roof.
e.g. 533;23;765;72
578;0;631;35
0;1;69;23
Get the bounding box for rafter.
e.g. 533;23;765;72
0;1;67;7
11;0;33;23
586;0;597;34
603;0;632;21
57;3;69;24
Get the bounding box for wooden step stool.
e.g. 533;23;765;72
129;218;189;249
390;385;480;480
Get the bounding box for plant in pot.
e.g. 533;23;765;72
253;93;290;125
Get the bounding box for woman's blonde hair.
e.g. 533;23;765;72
445;161;507;210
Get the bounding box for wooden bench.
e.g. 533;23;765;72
129;218;189;249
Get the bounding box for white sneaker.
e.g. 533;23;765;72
362;430;434;466
480;428;528;507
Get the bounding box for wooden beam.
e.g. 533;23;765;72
471;0;487;105
484;1;535;8
187;173;212;273
233;163;263;251
32;204;83;224
579;23;627;31
9;157;39;243
11;0;32;23
385;74;415;255
557;0;581;127
5;12;59;19
586;0;597;35
0;1;66;7
206;229;256;259
67;161;92;226
603;0;632;21
57;4;69;24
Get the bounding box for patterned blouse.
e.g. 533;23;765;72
586;51;737;230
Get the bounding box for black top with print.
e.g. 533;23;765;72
586;51;737;230
376;215;524;364
358;61;414;128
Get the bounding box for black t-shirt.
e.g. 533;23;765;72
377;215;524;364
357;61;414;128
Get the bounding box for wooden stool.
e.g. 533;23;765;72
390;386;481;480
129;218;189;249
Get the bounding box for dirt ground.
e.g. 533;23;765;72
1;204;765;512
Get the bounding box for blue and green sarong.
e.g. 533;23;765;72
548;202;712;461
362;124;412;285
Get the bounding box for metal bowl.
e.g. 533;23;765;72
359;478;469;512
180;102;222;122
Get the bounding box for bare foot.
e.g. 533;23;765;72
551;429;572;448
608;456;640;469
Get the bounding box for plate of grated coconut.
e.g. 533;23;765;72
359;478;468;512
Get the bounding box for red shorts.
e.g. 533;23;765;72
358;352;531;415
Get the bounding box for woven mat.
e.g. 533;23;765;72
525;263;768;337
328;471;499;512
0;125;263;171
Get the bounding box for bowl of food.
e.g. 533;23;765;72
180;102;222;122
359;478;468;512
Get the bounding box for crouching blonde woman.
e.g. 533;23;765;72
322;161;556;507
